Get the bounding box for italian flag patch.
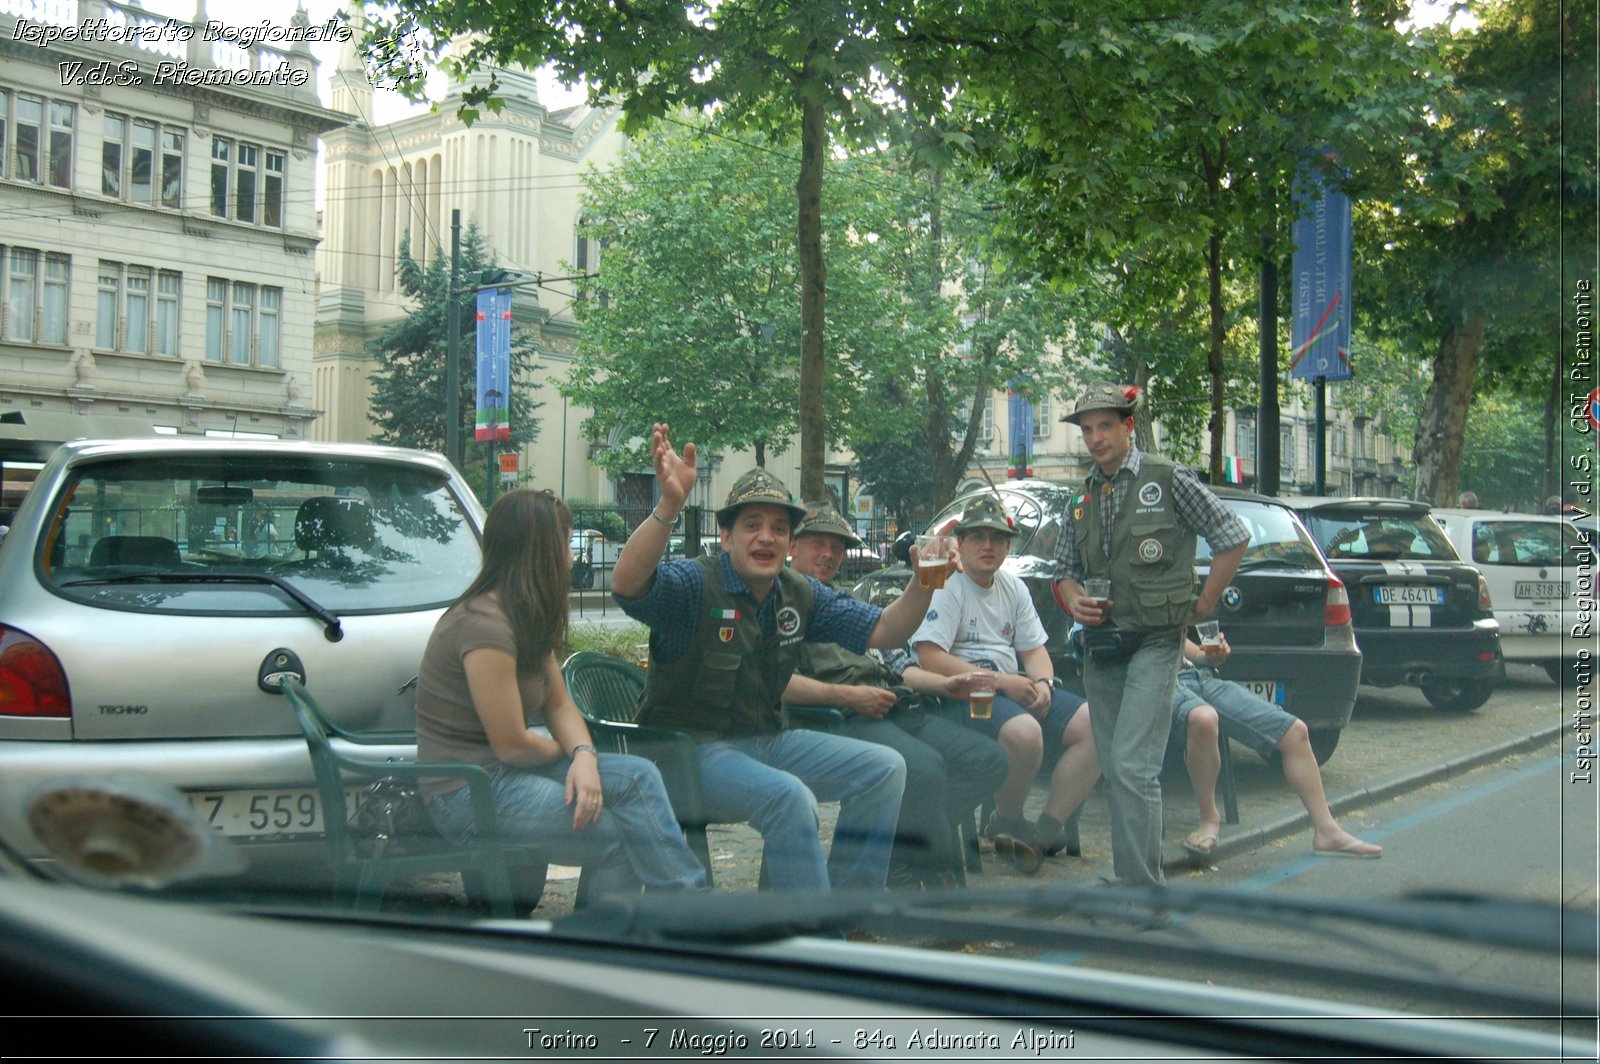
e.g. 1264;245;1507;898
710;608;741;621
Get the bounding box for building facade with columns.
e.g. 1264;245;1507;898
313;39;634;501
0;0;346;469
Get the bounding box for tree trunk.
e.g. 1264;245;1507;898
1413;312;1486;504
796;92;827;503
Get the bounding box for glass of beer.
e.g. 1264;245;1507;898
915;533;953;590
967;671;997;720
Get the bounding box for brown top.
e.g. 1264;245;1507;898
415;594;551;799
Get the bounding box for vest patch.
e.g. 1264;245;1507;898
1138;482;1164;506
1138;537;1164;562
777;606;802;638
718;626;734;642
710;608;741;620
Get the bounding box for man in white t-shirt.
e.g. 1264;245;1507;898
912;495;1099;871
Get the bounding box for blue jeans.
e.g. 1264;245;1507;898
693;730;906;891
427;754;708;898
1082;627;1183;886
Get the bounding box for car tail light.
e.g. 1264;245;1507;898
0;625;71;718
1324;576;1352;627
1477;575;1493;611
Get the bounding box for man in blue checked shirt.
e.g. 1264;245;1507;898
612;424;953;892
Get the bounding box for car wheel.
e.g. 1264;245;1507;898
1544;660;1587;687
1420;677;1496;713
1306;727;1341;766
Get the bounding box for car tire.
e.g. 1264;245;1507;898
1544;660;1587;687
1420;677;1497;713
1306;727;1341;766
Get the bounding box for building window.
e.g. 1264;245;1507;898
97;262;176;355
1032;395;1052;439
42;254;68;343
1235;417;1257;461
1279;425;1296;480
125;268;150;354
230;282;254;363
206;277;283;367
14;96;41;182
155;271;180;356
105;116;183;208
4;248;37;341
210;137;284;226
981;396;995;443
48;101;73;187
263;151;283;226
97;264;120;349
259;287;280;367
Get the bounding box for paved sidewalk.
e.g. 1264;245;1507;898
528;664;1574;911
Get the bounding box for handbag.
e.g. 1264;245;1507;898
348;776;434;859
1079;623;1148;666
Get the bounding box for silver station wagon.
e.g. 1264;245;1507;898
0;439;483;862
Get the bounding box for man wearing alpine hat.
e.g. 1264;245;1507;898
613;424;953;892
912;493;1101;874
783;499;1009;888
1051;382;1248;886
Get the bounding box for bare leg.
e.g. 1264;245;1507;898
994;713;1044;822
1279;720;1382;856
1043;705;1101;822
1183;704;1223;846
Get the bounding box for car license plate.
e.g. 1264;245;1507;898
1239;679;1286;705
1514;581;1568;600
185;787;341;838
1374;585;1445;605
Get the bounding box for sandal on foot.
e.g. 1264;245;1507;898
1182;832;1219;858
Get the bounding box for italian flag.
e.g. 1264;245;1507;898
1222;456;1245;484
710;609;741;620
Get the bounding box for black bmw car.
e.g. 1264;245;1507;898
1283;496;1505;713
853;480;1361;763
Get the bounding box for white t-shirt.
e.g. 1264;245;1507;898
910;569;1048;674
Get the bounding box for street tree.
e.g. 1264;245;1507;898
1355;0;1591;504
364;0;975;503
953;0;1425;483
367;227;541;497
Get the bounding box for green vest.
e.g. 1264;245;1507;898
639;554;817;738
1073;455;1197;632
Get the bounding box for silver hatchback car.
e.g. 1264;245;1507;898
0;438;483;860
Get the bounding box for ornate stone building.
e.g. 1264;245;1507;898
0;0;346;471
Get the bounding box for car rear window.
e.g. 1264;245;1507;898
1303;511;1458;561
38;454;480;615
1197;499;1324;567
1468;519;1584;566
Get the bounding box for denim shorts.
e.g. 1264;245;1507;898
1171;668;1295;760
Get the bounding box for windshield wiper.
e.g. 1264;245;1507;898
554;885;1594;1014
59;572;343;642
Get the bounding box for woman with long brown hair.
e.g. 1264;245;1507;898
416;488;707;896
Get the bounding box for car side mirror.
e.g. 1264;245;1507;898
890;530;914;564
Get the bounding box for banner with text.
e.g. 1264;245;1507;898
475;287;512;442
1290;160;1354;382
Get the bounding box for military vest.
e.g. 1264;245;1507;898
1074;455;1197;631
639;554;816;737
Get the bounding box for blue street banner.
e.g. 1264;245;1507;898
1007;379;1034;479
1290;157;1354;382
475;287;511;442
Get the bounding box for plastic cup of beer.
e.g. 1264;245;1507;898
1196;620;1222;647
634;643;651;668
1084;578;1111;609
915;534;953;590
967;672;997;720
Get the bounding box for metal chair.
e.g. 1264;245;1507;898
560;651;716;881
279;679;552;918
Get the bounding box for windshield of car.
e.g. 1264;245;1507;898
1197;499;1325;567
1303;511;1460;561
39;456;480;613
1469;519;1585;567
